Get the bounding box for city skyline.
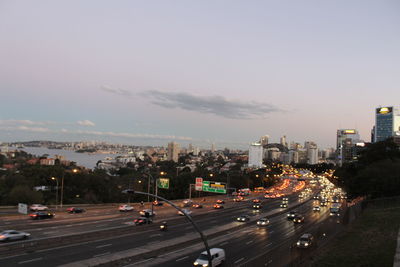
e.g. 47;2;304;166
1;1;400;148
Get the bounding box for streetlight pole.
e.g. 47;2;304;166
122;189;213;267
51;177;59;210
60;172;65;208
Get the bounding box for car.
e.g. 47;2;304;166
282;197;289;203
236;215;250;222
256;217;269;226
29;211;55;220
253;203;262;209
252;199;261;203
320;201;328;207
216;199;225;204
233;198;241;202
139;209;156;217
29;204;48;211
152;200;163;206
0;230;30;242
313;206;321;212
287;211;298;220
192;204;203;209
133;217;152;225
66;207;85;213
119;204;134;212
178;208;192;216
280;203;288;208
293;215;305;223
193;248;225;267
182;199;193;207
296;233;314;248
213;204;224;209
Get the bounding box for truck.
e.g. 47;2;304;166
330;203;341;216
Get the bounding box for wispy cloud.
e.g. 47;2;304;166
141;90;284;119
0;119;51;126
77;120;95;127
100;85;132;97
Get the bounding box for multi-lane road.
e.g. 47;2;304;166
0;179;344;266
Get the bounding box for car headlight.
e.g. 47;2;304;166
193;262;199;266
297;241;300;245
305;243;309;246
202;264;208;267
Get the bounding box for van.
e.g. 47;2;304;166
193;248;225;266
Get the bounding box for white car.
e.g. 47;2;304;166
119;204;134;212
139;209;156;217
178;208;192;216
194;248;225;266
0;230;30;242
29;204;48;211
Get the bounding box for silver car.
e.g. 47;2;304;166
0;230;30;242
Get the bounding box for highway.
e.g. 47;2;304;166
0;179;344;267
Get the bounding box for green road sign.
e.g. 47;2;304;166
157;178;169;189
202;180;226;194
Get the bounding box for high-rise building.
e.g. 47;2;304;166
288;150;299;164
259;135;269;146
167;142;180;162
336;129;361;165
374;106;400;142
248;143;263;168
211;143;216;152
307;147;318;165
280;135;288;147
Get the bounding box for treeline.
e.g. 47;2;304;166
334;139;400;199
0;156;281;205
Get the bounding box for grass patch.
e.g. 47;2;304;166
311;205;400;267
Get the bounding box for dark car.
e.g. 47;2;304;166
213;204;224;209
66;207;85;213
152;201;163;206
253;203;262;209
236;215;250;222
287;211;298;220
293;215;305;223
29;212;55;220
192;204;203;209
133;217;152;225
216;200;225;204
252;199;261;203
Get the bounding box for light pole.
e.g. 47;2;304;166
51;177;59;210
60;168;79;209
122;189;213;267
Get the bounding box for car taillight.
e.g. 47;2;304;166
0;235;5;239
30;214;37;217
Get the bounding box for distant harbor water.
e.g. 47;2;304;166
18;147;118;169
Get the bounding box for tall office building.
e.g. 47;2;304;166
280;135;288;147
336;129;360;150
211;143;216;152
374;106;400;142
248;143;263;168
336;129;360;166
259;135;269;146
307;147;318;165
167;142;180;162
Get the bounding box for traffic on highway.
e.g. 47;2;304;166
0;170;347;267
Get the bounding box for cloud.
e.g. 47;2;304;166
100;85;132;97
0;125;52;133
75;130;193;141
77;120;96;127
0;119;50;126
141;90;284;119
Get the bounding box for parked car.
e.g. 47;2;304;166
0;230;30;242
29;211;55;220
29;204;48;211
66;207;85;213
119;204;134;212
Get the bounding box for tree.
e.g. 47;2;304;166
8;185;43;205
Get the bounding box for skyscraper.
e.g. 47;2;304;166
336;129;361;166
248;143;263;168
280;135;288;147
167;142;180;162
374;106;400;142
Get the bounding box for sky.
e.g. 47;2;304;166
1;0;399;149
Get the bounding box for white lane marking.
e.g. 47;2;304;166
150;233;162;238
93;252;110;258
18;257;43;264
65;225;73;227
96;243;112;248
176;256;189;262
43;231;57;234
95;224;107;228
133;258;154;265
246;240;253;245
219;241;229;246
234;257;245;264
